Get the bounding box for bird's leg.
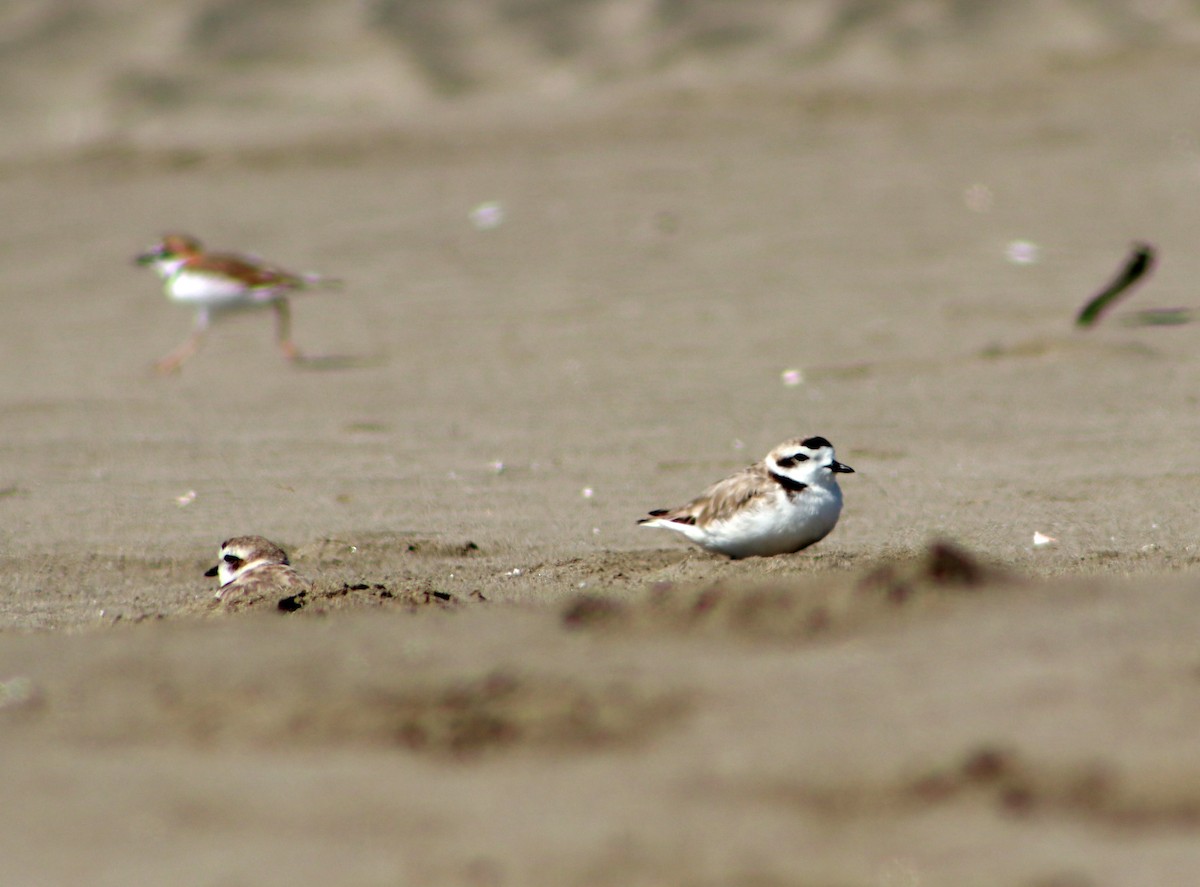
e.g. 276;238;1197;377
273;298;302;362
154;309;210;374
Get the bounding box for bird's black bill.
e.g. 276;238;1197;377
134;252;157;266
830;461;854;473
204;565;219;577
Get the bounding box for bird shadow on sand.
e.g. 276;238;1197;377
291;350;388;371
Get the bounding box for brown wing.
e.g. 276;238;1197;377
215;564;311;612
188;252;304;288
648;462;774;526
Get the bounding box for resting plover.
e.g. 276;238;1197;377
205;535;312;604
638;436;854;558
135;233;336;373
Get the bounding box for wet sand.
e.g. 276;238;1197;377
4;39;1200;886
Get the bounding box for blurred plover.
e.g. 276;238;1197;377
135;233;336;373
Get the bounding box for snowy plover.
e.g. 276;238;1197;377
205;535;312;602
135;233;336;373
638;436;854;558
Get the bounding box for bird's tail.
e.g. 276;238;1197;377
300;272;343;290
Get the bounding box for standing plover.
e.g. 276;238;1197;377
205;535;312;606
638;436;854;558
135;233;336;373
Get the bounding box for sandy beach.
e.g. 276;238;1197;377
4;3;1200;884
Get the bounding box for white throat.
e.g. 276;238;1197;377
149;256;188;279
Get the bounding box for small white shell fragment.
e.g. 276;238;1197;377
470;201;505;230
506;568;522;577
175;489;197;507
1032;531;1057;547
1005;240;1039;264
781;368;804;387
581;487;594;499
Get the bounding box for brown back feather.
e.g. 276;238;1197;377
659;462;773;525
187;253;304;287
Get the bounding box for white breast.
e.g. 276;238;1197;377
703;483;843;558
166;270;255;306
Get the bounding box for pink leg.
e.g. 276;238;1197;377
155;310;209;374
274;298;302;362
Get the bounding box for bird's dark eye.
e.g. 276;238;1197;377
223;554;240;564
792;453;809;462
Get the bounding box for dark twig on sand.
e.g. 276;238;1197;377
1075;242;1155;328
